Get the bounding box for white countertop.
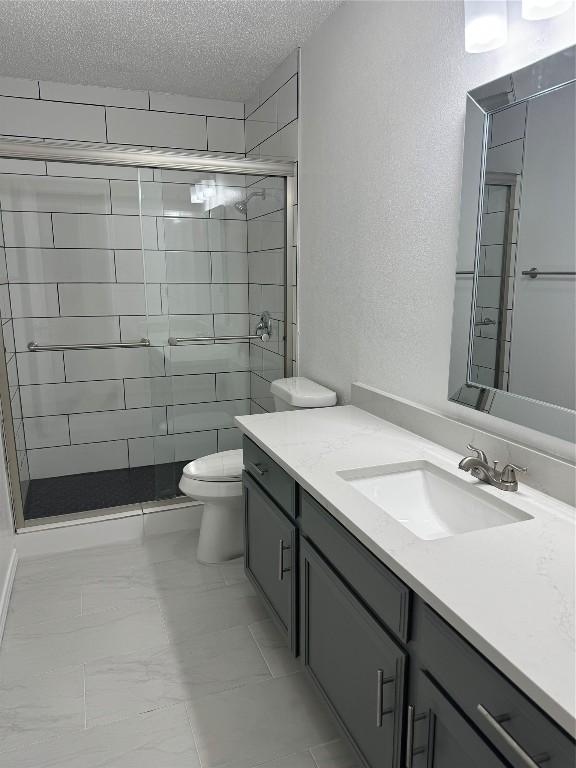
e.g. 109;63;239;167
235;405;576;735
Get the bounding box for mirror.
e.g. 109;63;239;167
449;46;576;442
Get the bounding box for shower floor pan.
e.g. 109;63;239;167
23;461;187;521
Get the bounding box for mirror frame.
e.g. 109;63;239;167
449;45;576;443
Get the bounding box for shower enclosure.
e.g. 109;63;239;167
0;141;295;527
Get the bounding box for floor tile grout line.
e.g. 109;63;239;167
247;622;275;679
184;701;205;768
82;662;87;730
309;748;321;768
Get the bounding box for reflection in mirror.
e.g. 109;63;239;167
449;46;576;442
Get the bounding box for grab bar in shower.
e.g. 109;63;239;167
521;268;576;279
27;338;151;351
168;333;269;345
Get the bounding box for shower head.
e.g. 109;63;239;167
233;188;266;214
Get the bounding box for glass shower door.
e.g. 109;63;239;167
143;169;287;500
0;159;161;522
0;155;291;523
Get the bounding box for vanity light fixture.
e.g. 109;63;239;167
521;0;573;19
464;0;508;53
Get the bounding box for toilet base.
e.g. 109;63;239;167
196;497;244;564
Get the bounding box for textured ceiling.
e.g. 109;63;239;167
0;0;340;101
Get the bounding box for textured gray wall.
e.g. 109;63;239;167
299;0;575;456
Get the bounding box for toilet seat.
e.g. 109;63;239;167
182;449;243;483
179;475;242;500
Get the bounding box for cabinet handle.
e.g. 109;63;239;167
405;705;428;767
376;670;396;727
248;461;267;476
477;705;550;768
278;539;291;581
405;704;415;768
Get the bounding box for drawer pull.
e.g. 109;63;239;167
248;461;267;477
376;670;396;726
477;705;550;768
278;539;291;581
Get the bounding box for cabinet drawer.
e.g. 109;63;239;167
300;490;410;643
243;436;296;519
412;601;575;768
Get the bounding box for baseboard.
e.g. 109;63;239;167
0;548;17;647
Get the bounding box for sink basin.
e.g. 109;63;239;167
337;460;533;540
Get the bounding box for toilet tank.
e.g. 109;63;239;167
270;377;337;411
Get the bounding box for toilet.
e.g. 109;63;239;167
179;377;337;564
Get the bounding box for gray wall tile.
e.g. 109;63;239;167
106;107;207;151
13;316;120;352
39;81;148;108
6;248;116;284
27;440;128;478
69;406;167;444
207;118;245;153
0;174;110;214
0;96;106;141
20;380;125;417
0;76;38;98
24;414;70;449
2;211;54;248
149;92;243;118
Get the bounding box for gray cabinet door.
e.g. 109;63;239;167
407;669;508;768
301;540;406;768
244;472;297;651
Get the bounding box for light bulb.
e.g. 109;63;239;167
465;0;508;53
522;0;573;20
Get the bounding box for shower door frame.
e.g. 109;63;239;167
0;140;296;530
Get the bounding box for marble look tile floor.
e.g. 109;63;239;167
0;529;360;767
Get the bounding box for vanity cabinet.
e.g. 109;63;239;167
411;600;576;768
241;440;575;768
301;539;406;768
407;669;508;767
243;471;298;652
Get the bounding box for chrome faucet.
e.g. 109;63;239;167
458;444;527;492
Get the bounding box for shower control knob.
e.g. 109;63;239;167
260;333;270;342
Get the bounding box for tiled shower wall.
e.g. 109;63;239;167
0;75;255;488
0;196;27;501
245;51;299;413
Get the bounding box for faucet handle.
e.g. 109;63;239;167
466;444;488;464
500;463;528;484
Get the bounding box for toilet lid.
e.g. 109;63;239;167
183;449;244;482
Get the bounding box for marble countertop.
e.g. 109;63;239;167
235;405;576;735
